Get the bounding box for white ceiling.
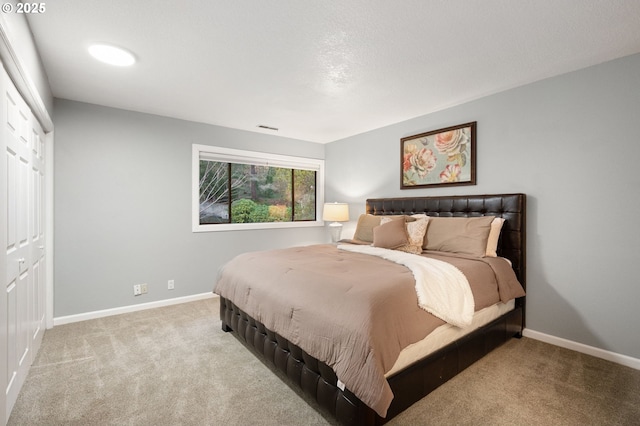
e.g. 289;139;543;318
27;1;640;143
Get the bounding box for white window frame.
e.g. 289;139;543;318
192;144;325;232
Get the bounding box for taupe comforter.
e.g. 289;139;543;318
213;244;524;418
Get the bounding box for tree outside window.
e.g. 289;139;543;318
193;145;323;232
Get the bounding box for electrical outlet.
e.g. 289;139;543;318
141;283;148;294
168;279;174;290
133;284;142;296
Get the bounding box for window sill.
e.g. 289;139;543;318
193;220;324;233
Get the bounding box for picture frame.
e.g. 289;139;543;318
401;121;476;189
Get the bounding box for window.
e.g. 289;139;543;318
192;144;324;232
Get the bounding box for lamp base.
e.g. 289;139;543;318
328;222;343;243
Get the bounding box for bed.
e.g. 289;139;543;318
215;193;526;425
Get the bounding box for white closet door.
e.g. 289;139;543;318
2;65;44;419
29;115;45;362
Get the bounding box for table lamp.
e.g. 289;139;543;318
323;202;349;243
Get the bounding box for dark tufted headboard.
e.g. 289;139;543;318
366;193;526;289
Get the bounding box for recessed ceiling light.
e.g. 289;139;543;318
88;43;136;67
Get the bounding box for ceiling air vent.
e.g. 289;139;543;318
257;125;279;131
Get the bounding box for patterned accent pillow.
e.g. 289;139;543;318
380;217;429;254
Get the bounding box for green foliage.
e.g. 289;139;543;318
212;164;316;224
231;199;257;223
251;204;271;223
293;169;316;220
231;199;288;223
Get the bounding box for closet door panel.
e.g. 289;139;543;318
29;118;45;358
3;67;41;419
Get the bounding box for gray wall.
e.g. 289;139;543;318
55;53;640;360
53;99;325;317
325;53;640;359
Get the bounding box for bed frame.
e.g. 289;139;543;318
219;193;526;425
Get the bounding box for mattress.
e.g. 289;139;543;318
386;299;515;377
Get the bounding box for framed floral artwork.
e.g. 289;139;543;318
401;121;476;189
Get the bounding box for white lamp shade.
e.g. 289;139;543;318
323;203;349;222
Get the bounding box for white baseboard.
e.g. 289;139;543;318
523;328;640;371
53;293;218;326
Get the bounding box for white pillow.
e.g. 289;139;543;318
485;217;506;257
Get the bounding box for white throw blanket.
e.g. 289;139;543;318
337;245;474;327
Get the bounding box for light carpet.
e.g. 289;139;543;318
8;297;640;425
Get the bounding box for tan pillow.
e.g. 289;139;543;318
424;216;495;257
381;216;429;254
353;214;410;243
372;218;409;249
353;214;381;243
485;217;506;257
